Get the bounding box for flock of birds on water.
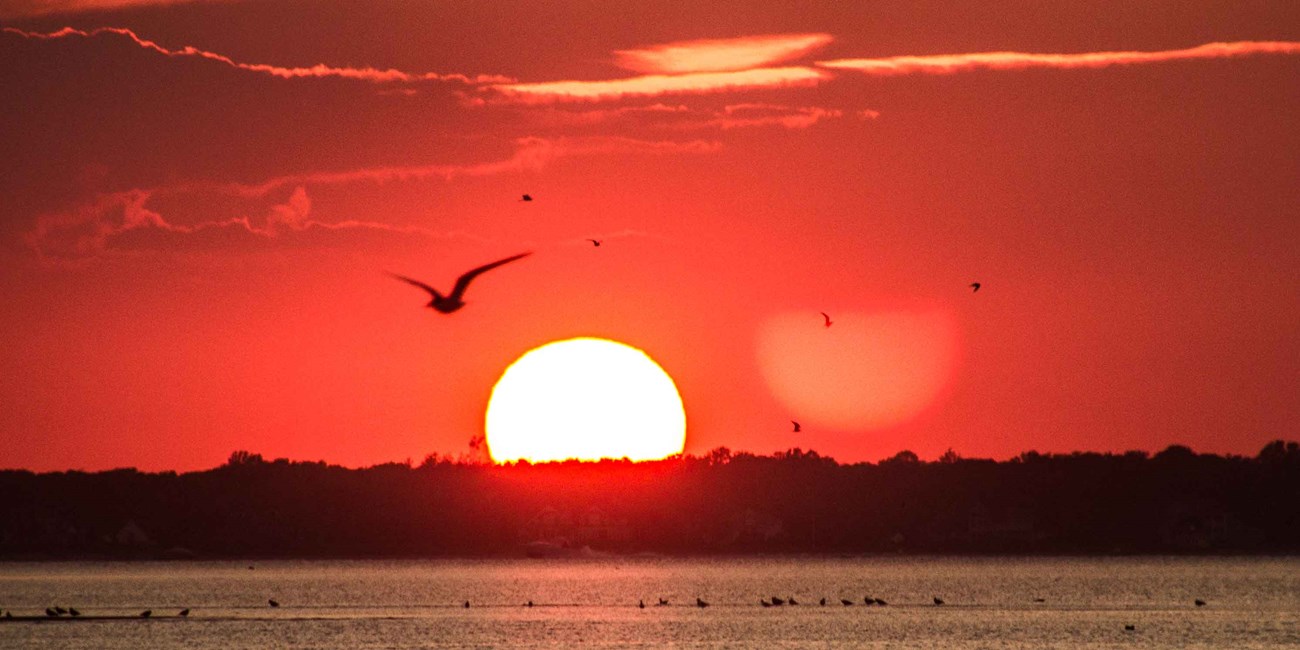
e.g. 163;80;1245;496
2;595;1211;630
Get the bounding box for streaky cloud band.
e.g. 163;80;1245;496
2;25;514;84
818;41;1300;75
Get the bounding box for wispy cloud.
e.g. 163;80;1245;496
493;66;830;103
216;136;721;197
2;25;513;84
818;41;1300;76
1;0;212;19
25;136;721;261
614;33;833;74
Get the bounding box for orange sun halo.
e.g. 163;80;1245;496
484;338;686;463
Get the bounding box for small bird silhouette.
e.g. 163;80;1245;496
45;608;58;617
140;610;152;618
638;600;645;609
841;599;853;606
864;596;874;605
1124;624;1136;631
760;599;771;607
69;607;80;617
587;239;601;247
520;194;533;202
1195;599;1206;607
658;597;668;606
179;608;190;617
54;606;66;615
268;599;280;608
391;252;531;315
792;420;801;433
970;282;981;292
819;598;827;606
464;600;470;608
821;312;832;328
875;598;888;606
1033;598;1046;603
527;600;534;607
933;597;945;605
771;597;784;606
788;597;798;605
696;597;709;608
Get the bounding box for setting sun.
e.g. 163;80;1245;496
485;338;686;463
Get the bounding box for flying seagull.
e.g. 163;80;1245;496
792;420;801;433
391;252;532;315
970;282;981;292
821;312;832;328
520;194;533;202
587;239;602;247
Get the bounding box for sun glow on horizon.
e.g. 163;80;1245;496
485;338;686;463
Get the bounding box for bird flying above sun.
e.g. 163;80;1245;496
485;338;686;463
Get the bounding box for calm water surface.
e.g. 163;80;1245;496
1;557;1296;649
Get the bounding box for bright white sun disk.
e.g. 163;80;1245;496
485;338;686;463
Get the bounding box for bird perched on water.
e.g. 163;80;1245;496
819;598;826;606
179;608;190;617
68;607;80;617
760;599;771;607
840;599;853;606
520;194;533;202
1124;624;1136;631
1195;599;1206;607
54;606;66;615
587;239;601;247
969;282;981;292
791;420;801;433
696;597;709;608
268;599;280;608
140;610;152;618
771;597;784;606
464;601;470;609
390;252;531;315
933;597;945;605
638;600;645;609
820;312;832;328
45;608;58;617
657;598;669;606
874;598;888;606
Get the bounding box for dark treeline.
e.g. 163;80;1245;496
2;442;1298;559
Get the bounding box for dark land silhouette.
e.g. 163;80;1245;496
1;441;1297;559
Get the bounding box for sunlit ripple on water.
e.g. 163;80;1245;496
1;556;1297;648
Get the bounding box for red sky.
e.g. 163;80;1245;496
2;0;1298;472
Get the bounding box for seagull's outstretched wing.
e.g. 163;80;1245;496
389;273;443;300
449;252;532;301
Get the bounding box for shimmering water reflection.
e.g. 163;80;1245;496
1;556;1296;648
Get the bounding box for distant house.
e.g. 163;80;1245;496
720;508;785;547
113;520;154;547
965;503;1040;547
522;506;630;547
1161;501;1235;550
